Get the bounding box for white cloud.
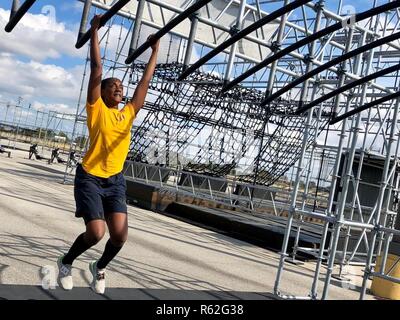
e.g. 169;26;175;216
31;101;73;113
0;8;85;61
0;53;84;108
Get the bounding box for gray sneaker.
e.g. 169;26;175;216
57;255;73;290
89;261;106;294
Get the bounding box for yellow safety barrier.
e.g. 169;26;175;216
371;253;400;300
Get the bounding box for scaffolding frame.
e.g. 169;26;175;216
72;0;400;300
3;0;400;300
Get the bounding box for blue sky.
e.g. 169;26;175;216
10;0;84;68
0;0;383;115
0;0;86;113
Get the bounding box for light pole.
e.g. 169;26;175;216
4;102;11;124
13;96;23;149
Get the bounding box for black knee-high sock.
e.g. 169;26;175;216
96;239;123;269
62;233;93;265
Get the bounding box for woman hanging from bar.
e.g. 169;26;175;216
57;14;160;294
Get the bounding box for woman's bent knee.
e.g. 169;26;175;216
85;220;106;245
110;232;127;247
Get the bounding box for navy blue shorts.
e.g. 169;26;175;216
74;164;127;224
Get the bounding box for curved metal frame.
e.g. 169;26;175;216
4;0;36;33
260;31;400;107
330;92;400;124
220;1;400;93
124;0;213;64
295;63;400;115
177;0;312;81
75;0;131;49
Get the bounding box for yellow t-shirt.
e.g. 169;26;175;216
82;97;136;178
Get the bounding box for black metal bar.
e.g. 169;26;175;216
295;63;400;115
260;31;400;107
125;0;213;64
221;1;400;93
75;0;131;49
4;0;36;33
330;92;400;125
178;0;312;81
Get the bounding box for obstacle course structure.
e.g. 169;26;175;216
3;0;400;300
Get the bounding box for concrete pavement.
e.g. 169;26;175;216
0;147;374;300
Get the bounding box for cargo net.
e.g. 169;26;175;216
128;63;332;186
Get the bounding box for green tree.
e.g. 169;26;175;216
56;131;70;143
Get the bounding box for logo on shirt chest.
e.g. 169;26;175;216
115;113;126;122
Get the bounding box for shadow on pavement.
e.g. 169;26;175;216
0;284;277;300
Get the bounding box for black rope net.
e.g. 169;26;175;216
128;63;332;186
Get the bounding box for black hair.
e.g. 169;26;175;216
101;77;121;91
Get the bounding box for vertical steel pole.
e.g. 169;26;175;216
13;105;22;150
265;0;290;97
338;56;381;274
322;28;376;300
379;137;400;276
333;7;385;296
310;26;356;298
224;0;246;81
4;103;10;125
375;15;397;257
289;0;324;263
183;12;199;69
77;0;92;43
274;0;323;296
63;46;90;183
128;0;146;58
10;0;20;20
360;98;400;299
378;123;400;256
